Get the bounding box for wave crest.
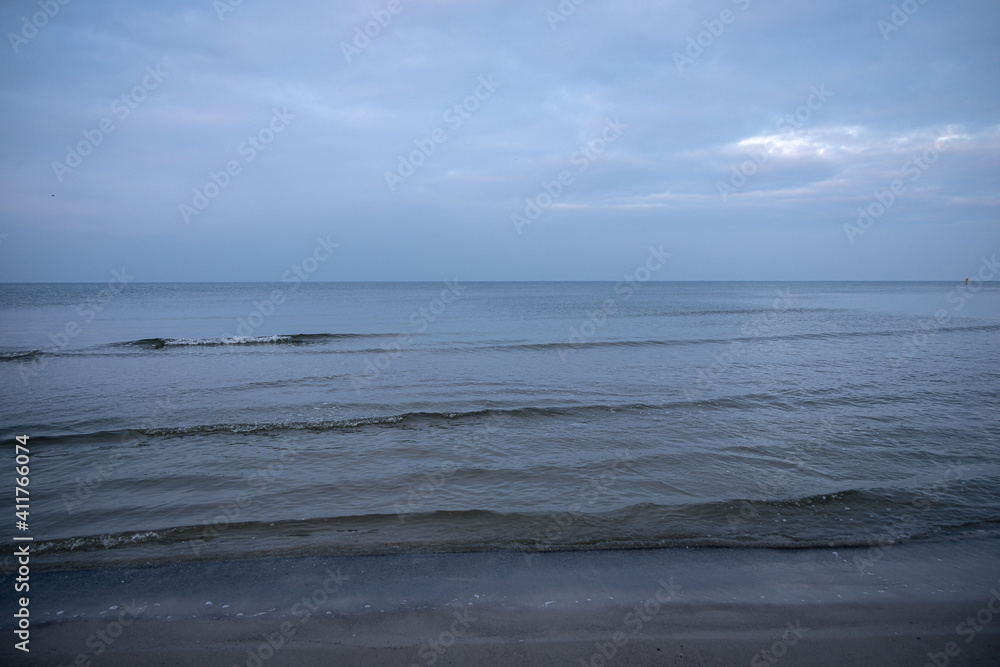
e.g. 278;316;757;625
118;333;392;349
0;350;41;361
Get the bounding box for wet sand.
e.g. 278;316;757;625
5;538;999;666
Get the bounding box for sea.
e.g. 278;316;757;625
1;281;999;570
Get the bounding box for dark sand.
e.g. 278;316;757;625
4;538;999;666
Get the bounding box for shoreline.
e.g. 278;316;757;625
4;537;999;665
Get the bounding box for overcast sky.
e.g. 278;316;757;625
0;0;997;281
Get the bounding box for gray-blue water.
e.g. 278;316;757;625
2;281;999;569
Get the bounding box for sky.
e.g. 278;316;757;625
0;0;997;282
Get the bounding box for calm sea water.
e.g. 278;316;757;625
1;281;999;569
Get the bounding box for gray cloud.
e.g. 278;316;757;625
1;0;997;281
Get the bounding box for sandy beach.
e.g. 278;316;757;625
5;537;998;666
